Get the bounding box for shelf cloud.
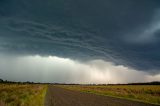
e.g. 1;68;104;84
0;0;160;83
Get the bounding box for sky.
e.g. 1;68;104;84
0;0;160;84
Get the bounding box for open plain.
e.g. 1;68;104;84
45;85;159;106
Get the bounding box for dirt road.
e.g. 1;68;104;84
45;85;158;106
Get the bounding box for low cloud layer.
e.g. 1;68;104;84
0;55;159;84
0;0;160;83
0;0;160;72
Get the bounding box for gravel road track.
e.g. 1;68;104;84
45;85;158;106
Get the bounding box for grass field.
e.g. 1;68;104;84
1;84;160;106
0;83;47;106
60;85;160;105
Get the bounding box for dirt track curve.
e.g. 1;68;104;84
45;85;158;106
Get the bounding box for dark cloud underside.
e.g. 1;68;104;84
0;0;160;72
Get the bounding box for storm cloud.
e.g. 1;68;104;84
0;0;160;83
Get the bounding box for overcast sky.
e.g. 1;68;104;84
0;0;160;83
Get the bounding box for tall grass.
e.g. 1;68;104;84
60;85;160;105
0;84;47;106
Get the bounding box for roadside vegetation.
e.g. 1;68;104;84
60;85;160;105
0;83;47;106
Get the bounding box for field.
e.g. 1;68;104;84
0;83;47;106
0;84;159;106
45;85;158;106
60;85;160;105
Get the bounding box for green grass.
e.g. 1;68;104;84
0;83;47;106
59;85;160;105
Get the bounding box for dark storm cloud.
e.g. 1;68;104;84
0;0;160;72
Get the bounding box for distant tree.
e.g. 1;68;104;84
0;79;3;82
